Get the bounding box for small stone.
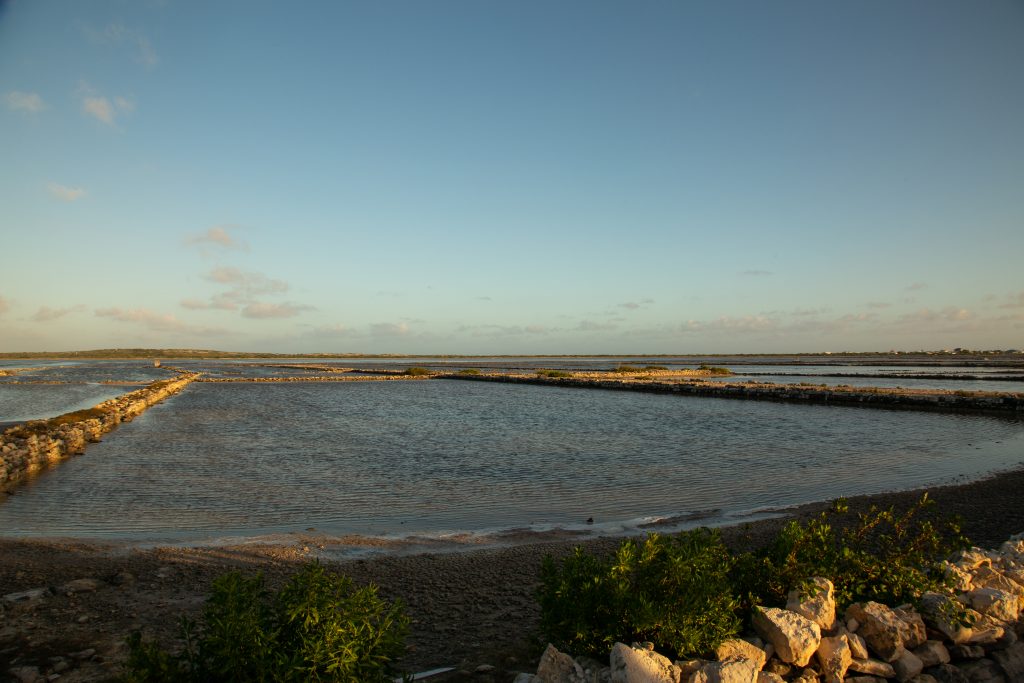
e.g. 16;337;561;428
60;579;100;595
914;641;951;668
908;675;938;683
512;675;541;683
846;601;908;662
475;664;495;674
848;658;896;678
690;656;760;683
751;606;821;667
8;666;41;683
894;608;928;649
756;673;785;683
990;641;1024;680
847;631;869;660
2;588;49;604
815;635;851;683
892;650;924;682
69;649;95;661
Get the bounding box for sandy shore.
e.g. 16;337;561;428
2;467;1024;681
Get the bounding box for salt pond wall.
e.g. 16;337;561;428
0;373;198;490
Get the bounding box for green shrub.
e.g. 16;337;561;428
731;494;969;612
536;369;573;378
402;367;431;376
697;364;732;376
457;368;481;375
643;365;668;371
124;562;409;682
538;530;741;659
612;364;642;373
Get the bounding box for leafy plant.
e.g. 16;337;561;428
536;369;573;378
457;368;481;375
538;530;741;659
402;367;431;376
732;494;969;612
124;562;409;682
643;365;668;371
697;364;732;376
612;364;642;373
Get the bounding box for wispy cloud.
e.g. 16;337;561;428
618;298;654;311
4;91;46;113
95;307;226;335
185;225;248;252
31;305;86;322
897;307;975;324
740;270;773;277
999;291;1024;310
371;322;411;337
906;282;928;291
47;182;87;202
866;301;892;309
241;302;313;319
78;82;133;125
85;23;159;68
205;267;287;294
0;296;10;315
575;319;618;332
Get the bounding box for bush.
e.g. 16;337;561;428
536;369;573;378
402;367;431;376
124;563;409;682
731;494;969;612
698;364;732;376
612;364;642;373
538;530;741;659
643;365;668;371
457;368;481;375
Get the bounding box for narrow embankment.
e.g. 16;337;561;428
0;372;199;490
439;373;1024;415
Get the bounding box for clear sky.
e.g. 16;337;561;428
1;0;1022;354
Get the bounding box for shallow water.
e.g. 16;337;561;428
2;379;1022;544
0;383;132;423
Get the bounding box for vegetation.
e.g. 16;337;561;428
402;367;432;376
539;495;969;661
536;369;573;378
643;364;669;371
539;530;741;659
698;364;732;376
457;368;481;375
124;563;409;682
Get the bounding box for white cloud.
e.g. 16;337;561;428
906;282;928;291
4;91;46;113
47;182;87;202
95;307;225;335
866;301;892;309
575;319;618;332
898;307;975;324
186;225;248;251
86;23;158;68
371;322;410;336
79;82;134;125
31;305;86;322
999;291;1024;310
241;302;313;319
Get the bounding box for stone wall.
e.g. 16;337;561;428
0;373;198;490
441;374;1024;416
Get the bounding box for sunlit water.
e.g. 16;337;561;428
2;379;1022;545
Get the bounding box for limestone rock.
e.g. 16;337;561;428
950;645;986;661
786;577;836;632
715;638;766;671
944;562;974;592
955;549;992;571
846;601;907;662
846;630;870;660
990;641;1024;680
755;673;784;683
2;587;49;604
814;635;851;683
751;606;821;667
894;608;928;649
914;641;951;668
609;642;680;683
514;675;542;683
955;658;1006;682
920;592;978;645
60;578;101;595
972;566;1024;599
537;643;583;683
908;675;938;683
848;657;896;678
961;588;1020;623
845;678;887;683
690;656;759;683
893;650;924;682
924;663;969;683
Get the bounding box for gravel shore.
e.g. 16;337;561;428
2;466;1023;681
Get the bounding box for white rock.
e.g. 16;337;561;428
755;673;784;683
891;649;923;682
845;602;906;662
962;587;1020;622
751;606;821;667
537;643;583;683
715;638;766;671
786;577;836;631
690;656;759;683
847;658;896;678
845;631;869;660
2;587;49;604
815;635;852;683
609;642;680;683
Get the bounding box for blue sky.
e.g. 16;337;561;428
1;0;1022;354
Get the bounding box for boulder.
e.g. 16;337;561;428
990;641;1024;680
914;641;952;668
961;588;1020;623
755;673;784;683
894;608;928;649
971;566;1024;599
848;658;896;678
924;663;970;683
609;642;680;683
892;650;924;682
955;549;992;571
715;638;766;671
786;577;836;632
920;592;979;645
751;607;821;667
943;562;974;592
846;601;907;661
846;630;870;660
814;635;851;683
689;656;759;683
514;675;542;683
537;643;583;683
955;658;1006;682
950;645;986;661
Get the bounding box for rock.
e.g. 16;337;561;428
971;566;1024;599
790;669;818;682
893;650;924;682
815;635;851;683
715;638;766;671
514;675;542;683
2;587;49;604
609;642;680;683
845;678;887;683
989;641;1024;679
914;641;952;668
846;630;870;660
894;608;929;649
965;615;1005;646
846;601;907;662
537;644;583;683
763;659;790;678
944;562;974;592
69;648;95;660
690;656;759;683
955;549;992;571
925;663;970;683
60;578;101;595
756;673;784;683
848;658;896;678
675;660;705;681
475;664;496;674
8;666;41;683
751;606;821;667
955;658;1006;682
920;592;978;645
908;675;939;683
961;588;1020;623
950;645;986;660
786;577;836;632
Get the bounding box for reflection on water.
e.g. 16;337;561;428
1;380;1022;542
0;383;130;423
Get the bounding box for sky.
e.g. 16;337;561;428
1;0;1022;354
